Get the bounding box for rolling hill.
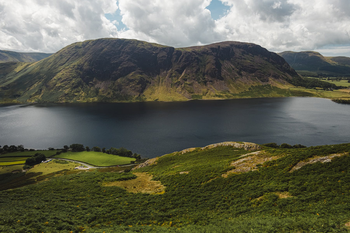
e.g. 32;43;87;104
0;38;303;103
1;141;350;232
0;50;52;63
279;51;350;77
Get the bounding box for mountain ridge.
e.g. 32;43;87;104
279;51;350;77
0;50;52;63
0;38;302;103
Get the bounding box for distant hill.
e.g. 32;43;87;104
0;38;302;103
0;50;52;63
279;51;350;77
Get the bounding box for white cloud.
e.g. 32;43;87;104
0;0;119;52
217;0;350;53
118;0;222;47
0;0;350;56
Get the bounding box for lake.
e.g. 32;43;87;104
0;97;349;158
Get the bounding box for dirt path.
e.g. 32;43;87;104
52;158;136;169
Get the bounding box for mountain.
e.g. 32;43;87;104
0;38;302;103
279;51;350;77
0;50;52;63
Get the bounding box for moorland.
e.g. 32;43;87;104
1;141;350;232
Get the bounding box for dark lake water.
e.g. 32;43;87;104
0;97;349;158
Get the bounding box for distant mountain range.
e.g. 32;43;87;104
0;38;303;103
279;51;350;77
0;50;52;63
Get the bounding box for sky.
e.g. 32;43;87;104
0;0;350;57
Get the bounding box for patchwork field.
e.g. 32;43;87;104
0;150;59;158
0;157;27;166
55;151;136;166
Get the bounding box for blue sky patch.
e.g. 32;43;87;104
206;0;230;20
105;8;128;30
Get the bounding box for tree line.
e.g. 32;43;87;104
65;144;141;160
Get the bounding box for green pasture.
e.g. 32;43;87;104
0;161;26;166
0;157;27;166
289;86;350;99
320;79;350;87
0;150;58;158
0;165;23;174
55;151;136;166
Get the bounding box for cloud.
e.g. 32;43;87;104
118;0;222;47
216;0;350;53
0;0;119;52
0;0;350;56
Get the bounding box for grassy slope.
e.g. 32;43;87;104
0;165;23;174
1;143;350;232
55;151;136;166
0;150;59;158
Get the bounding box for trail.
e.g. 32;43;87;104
51;158;135;169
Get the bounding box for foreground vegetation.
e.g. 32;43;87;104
1;142;350;232
55;151;136;166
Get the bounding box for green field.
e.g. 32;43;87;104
0;161;26;166
0;165;23;174
319;79;350;87
55;151;136;166
0;150;59;158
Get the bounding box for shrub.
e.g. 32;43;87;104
263;143;279;148
280;143;293;148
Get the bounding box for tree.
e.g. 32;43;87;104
263;143;279;148
25;153;46;166
92;146;101;152
280;143;293;148
102;148;106;153
86;146;90;152
18;145;24;152
70;144;85;152
2;145;8;151
9;145;18;152
133;153;141;161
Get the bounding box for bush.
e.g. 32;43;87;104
280;143;293;148
22;165;32;170
25;153;46;166
263;143;279;148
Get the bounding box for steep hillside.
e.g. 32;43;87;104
0;38;302;103
1;141;350;232
280;51;350;77
0;50;52;63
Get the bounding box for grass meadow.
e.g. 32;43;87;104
0;150;59;158
55;151;136;166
